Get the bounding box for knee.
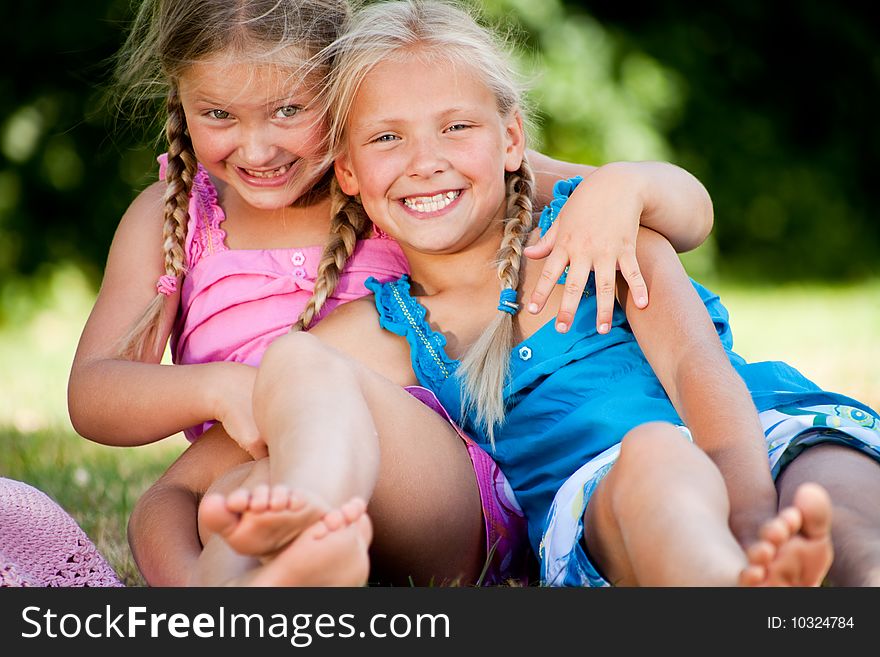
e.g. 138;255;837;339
259;331;350;385
262;331;329;371
615;422;688;476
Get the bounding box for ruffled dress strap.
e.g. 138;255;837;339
536;175;584;285
365;275;459;392
156;153;229;278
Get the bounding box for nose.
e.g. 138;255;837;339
407;133;449;178
238;125;277;166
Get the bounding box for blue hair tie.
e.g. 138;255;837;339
497;288;520;315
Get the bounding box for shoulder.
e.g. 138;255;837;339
116;181;166;239
103;181;169;283
101;182;169;276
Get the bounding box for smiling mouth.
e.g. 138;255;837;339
402;190;461;214
240;162;293;179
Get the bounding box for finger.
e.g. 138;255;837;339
592;260;617;334
618;250;648;309
523;222;557;260
526;248;569;314
556;261;591;333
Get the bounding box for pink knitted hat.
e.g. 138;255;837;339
0;477;123;587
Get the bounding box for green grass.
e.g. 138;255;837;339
0;266;186;586
1;267;878;586
2;429;183;586
710;280;880;411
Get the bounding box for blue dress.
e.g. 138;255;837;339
366;177;880;586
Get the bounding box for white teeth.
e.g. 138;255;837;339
243;163;291;178
403;190;459;213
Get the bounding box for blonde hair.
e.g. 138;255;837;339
112;0;352;359
324;0;535;444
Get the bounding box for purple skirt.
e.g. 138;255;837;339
405;386;531;585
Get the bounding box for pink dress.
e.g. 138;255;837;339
157;156;409;441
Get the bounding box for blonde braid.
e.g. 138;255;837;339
291;177;372;331
116;90;196;360
497;156;535;292
458;155;535;447
161;89;196;285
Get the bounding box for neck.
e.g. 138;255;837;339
402;223;504;298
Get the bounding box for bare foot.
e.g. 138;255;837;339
199;483;329;558
740;483;833;587
227;499;373;587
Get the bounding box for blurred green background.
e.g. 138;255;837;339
1;0;878;585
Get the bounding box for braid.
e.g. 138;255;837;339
458;155;535;447
497;156;535;291
291;177;372;331
116;89;197;361
161;90;196;283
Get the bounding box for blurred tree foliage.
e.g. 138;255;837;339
557;0;879;281
3;2;158;297
1;0;877;316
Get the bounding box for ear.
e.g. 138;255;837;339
503;108;526;173
334;153;360;196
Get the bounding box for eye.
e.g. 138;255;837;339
275;105;302;118
207;109;230;120
373;133;399;143
446;123;471;133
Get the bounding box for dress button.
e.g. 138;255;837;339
518;346;532;361
293;267;306;278
291;251;306;266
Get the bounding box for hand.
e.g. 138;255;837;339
524;163;650;334
210;362;267;459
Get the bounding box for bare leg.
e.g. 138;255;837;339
128;425;252;586
253;332;485;586
776;444;880;586
585;423;756;586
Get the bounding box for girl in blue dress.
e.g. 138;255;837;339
228;0;880;586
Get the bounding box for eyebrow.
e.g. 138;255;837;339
353;106;477;130
186;93;309;110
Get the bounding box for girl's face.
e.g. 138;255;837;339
334;55;525;256
179;58;328;211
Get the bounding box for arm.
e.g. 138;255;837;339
67;182;262;454
620;228;776;547
128;426;251;585
525;151;714;335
